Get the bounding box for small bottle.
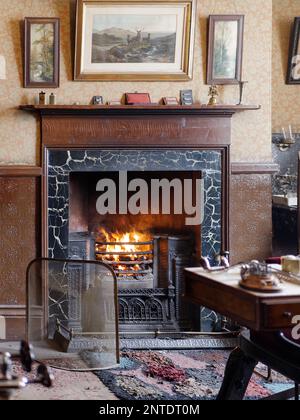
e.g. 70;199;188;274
49;93;56;105
39;91;46;105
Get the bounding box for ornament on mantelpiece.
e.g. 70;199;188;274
208;85;219;106
49;93;56;105
39;91;46;105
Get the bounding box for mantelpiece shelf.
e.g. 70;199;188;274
19;104;261;117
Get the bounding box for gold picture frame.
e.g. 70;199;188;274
74;0;196;81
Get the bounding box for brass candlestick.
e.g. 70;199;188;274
208;85;219;106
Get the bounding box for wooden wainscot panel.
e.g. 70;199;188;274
0;166;42;177
0;168;41;339
230;164;275;264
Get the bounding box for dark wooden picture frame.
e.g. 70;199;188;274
287;17;300;85
207;15;244;85
24;17;60;88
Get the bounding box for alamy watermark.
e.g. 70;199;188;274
95;171;204;226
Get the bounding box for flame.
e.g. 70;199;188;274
95;228;152;275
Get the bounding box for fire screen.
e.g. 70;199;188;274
26;258;119;370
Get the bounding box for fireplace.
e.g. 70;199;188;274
25;105;233;333
47;148;224;332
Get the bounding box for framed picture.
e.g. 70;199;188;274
180;89;193;105
24;17;60;88
74;0;196;81
163;97;179;105
287;17;300;84
207;15;244;85
92;95;104;104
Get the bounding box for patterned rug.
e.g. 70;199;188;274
96;349;292;400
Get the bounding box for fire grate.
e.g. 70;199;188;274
95;238;159;287
69;232;195;331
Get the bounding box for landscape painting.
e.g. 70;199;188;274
74;0;196;81
91;14;177;64
212;20;238;79
30;23;55;83
207;15;244;85
24;18;60;88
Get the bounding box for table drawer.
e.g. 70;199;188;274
262;300;300;329
185;276;258;329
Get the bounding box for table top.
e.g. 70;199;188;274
185;266;300;299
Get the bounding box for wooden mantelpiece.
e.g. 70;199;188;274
19;104;260;150
19;104;261;117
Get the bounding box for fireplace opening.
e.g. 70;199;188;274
68;170;202;332
69;171;202;254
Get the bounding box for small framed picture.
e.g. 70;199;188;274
180;90;193;105
163;97;179;105
207;15;244;85
24;17;60;88
92;96;104;105
287;18;300;84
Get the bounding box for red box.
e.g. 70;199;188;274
125;93;151;105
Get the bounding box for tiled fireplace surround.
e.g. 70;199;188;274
48;149;222;261
39;107;230;333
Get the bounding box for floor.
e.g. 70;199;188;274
0;342;117;400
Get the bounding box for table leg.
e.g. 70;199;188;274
217;347;257;400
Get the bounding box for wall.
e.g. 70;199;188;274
272;0;300;131
0;0;272;165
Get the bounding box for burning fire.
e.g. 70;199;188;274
95;229;153;276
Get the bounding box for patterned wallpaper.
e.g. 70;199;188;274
272;0;300;131
0;0;272;165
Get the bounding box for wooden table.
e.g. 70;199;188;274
184;266;300;332
184;266;300;400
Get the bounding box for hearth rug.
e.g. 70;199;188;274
95;350;292;400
